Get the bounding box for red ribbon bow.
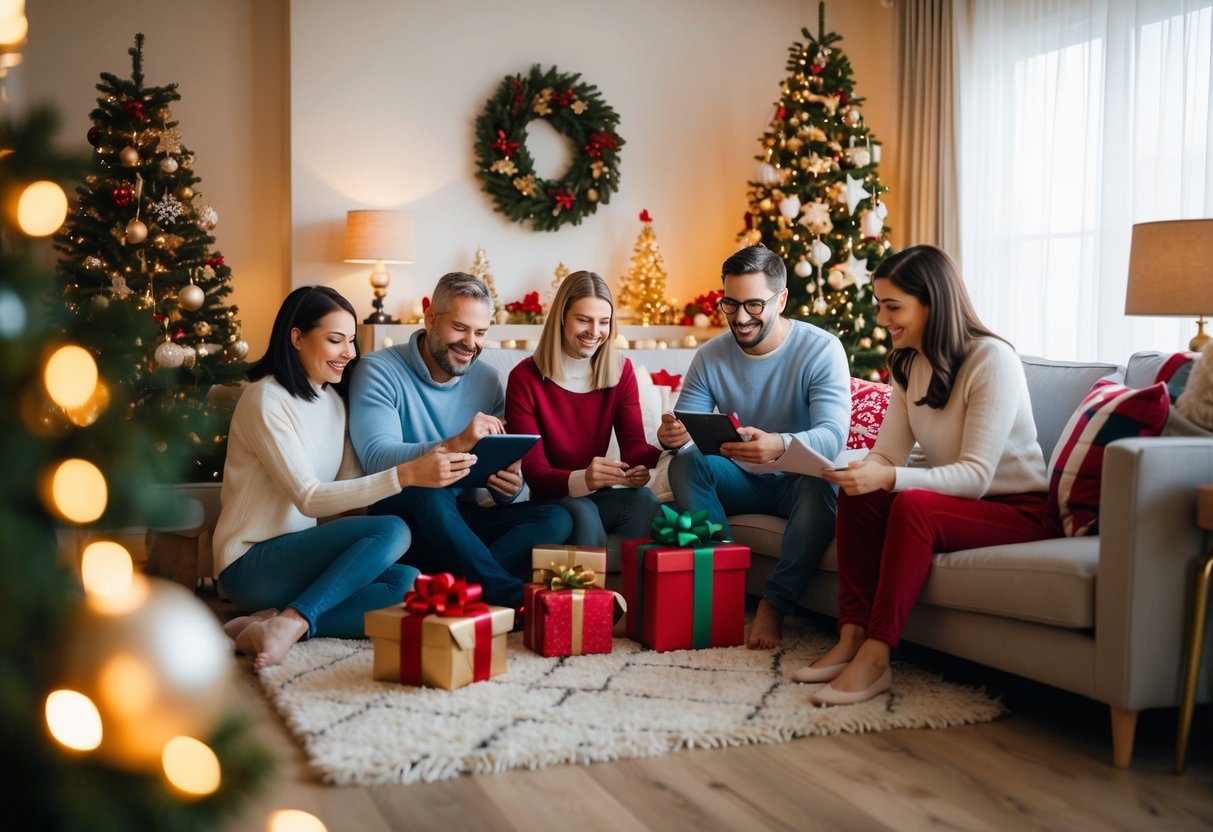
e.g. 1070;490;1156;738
491;129;519;158
548;188;575;212
650;369;682;391
639;209;653;223
403;572;487;618
124;101;144;121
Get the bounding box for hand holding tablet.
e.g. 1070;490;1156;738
453;434;540;488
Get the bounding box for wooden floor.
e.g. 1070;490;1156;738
214;603;1213;832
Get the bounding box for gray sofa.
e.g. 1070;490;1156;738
729;351;1213;769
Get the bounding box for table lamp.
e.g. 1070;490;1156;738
343;210;413;324
1124;219;1213;351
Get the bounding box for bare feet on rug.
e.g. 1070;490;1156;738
746;599;784;649
235;608;309;672
222;608;278;640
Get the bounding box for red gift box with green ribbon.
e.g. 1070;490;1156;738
364;573;514;689
621;506;751;652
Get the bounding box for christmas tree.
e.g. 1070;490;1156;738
739;4;892;380
617;209;670;325
54;34;248;481
468;246;500;318
2;104;271;831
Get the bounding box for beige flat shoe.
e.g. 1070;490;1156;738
792;662;849;683
810;666;893;706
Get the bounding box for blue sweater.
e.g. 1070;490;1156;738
676;319;850;463
349;330;505;478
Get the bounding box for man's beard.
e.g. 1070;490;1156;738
429;336;480;377
730;315;774;349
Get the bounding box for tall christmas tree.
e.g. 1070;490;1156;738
739;4;892;380
55;34;248;481
2;104;271;831
617;209;670;325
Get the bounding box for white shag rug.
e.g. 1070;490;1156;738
256;618;1003;785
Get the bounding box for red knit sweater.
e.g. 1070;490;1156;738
505;356;661;498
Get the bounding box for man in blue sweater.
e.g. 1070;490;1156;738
349;272;572;608
657;245;850;650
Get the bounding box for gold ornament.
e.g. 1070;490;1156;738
512;175;538;197
178;282;205;312
49;578;231;773
194;321;212;337
176;185;194;201
586;188;598;202
489;158;517;176
859;337;872;349
118;146;139;167
124;219;148;244
758;197;773;212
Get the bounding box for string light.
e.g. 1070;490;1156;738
80;540;133;597
44;345;98;410
16;180;68;236
162;736;221;796
46;458;107;523
268;810;329;832
44;689;103;751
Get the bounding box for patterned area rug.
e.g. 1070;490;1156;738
256;618;1003;785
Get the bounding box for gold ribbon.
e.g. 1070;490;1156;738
548;564;597;591
570;589;584;656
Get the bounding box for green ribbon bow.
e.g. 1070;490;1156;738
650;505;722;549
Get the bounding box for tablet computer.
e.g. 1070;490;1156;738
455;434;541;488
672;410;742;456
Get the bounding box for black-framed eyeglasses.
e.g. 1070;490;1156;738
717;292;781;317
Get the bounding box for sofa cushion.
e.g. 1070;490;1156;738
1048;379;1170;537
1019;355;1121;461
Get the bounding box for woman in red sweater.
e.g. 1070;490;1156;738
505;271;662;551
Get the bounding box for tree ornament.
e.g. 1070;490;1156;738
844;107;862;125
154;339;187;368
808;237;832;266
83;256;102;270
156;125;184;155
119;146;140;167
180;346;197;368
794;257;813;278
756;162;781;185
692;312;710;328
124;219;148;244
586;188;598;202
843;146;871;167
194;321;212;337
875;199;889;219
160;156;179;173
109;275;133;299
178;279;204;312
231;339;249;359
799;200;833;235
87;125;101;146
474;64;624;232
844;173;871;214
195;204;218;231
50;578;231;773
813;297;829;315
758;197;774;212
150;194;185;225
176;184;194;201
92;294;110;311
111;186;133;206
778;194;801;219
860;208;884;239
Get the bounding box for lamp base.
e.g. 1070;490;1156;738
363;311;401;325
1191;316;1210;353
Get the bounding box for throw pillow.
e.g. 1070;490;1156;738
1048;379;1170;537
848;377;891;450
1154;350;1199;403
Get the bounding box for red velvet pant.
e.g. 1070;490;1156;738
836;488;1062;647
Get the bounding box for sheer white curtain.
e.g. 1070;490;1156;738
954;0;1213;361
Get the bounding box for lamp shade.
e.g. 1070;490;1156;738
1124;219;1213;316
342;210;413;265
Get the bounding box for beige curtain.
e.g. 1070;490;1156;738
896;0;959;255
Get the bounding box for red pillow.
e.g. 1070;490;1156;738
848;377;891;450
1048;379;1170;537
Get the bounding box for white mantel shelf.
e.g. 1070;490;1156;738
360;323;726;353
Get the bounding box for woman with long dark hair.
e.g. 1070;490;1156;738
801;246;1062;704
214;286;474;670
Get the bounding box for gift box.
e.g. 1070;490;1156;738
621;507;751;652
523;582;617;657
531;544;608;584
364;573;514;690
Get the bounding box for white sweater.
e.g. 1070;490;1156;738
870;338;1048;499
212;377;402;576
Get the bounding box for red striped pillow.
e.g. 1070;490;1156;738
1048;379;1170;537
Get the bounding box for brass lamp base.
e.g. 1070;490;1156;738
1191;316;1210;352
364;295;400;325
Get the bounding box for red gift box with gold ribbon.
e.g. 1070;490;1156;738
364;573;514;690
523;582;617;657
621;507;750;652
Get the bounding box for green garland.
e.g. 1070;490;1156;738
474;65;624;232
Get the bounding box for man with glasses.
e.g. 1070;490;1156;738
657;244;850;649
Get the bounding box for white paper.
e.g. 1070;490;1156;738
735;438;866;477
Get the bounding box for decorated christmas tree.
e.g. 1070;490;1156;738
738;4;892;380
468;245;500;317
54;34;248;481
617;210;670;325
2;104;271;831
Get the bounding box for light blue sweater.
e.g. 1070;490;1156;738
349;330;505;478
675;319;850;463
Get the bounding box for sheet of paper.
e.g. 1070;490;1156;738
735;438;865;477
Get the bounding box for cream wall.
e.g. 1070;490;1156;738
290;0;900;323
16;0;289;356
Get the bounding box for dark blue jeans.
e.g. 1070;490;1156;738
217;515;417;639
369;487;573;607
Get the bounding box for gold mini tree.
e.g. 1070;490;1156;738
617;209;670;325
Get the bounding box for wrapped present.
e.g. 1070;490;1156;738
523;580;618;657
364;573;514;690
531;544;608;584
621;506;750;652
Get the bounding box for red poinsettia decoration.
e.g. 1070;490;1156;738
504;291;544;324
491;129;520;158
678;289;726;327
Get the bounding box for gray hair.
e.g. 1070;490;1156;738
430;271;492;313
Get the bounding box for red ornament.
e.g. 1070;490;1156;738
205;255;224;268
775;106;787;120
111;186;133;206
172;327;186;340
124;101;144;121
639;209;653;223
548;188;575;212
553;87;575;107
152;313;166;322
810;64;822;75
584;131;617;159
87;126;101;147
491;129;519;158
839;91;850;106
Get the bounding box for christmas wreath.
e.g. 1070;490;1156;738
474;64;624;232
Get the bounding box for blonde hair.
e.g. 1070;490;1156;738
533;270;622;390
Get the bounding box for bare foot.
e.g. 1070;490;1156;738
222;608;278;640
237;611;309;672
746;599;784;649
826;638;890;693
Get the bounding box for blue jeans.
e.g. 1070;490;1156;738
545;487;661;547
668;447;837;614
217;515;417;639
369;487;573;608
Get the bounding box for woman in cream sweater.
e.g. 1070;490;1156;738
214;286;474;670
